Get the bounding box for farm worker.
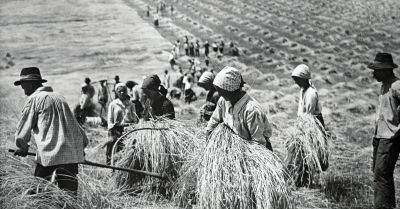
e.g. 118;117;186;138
163;69;171;89
112;75;120;99
197;71;220;122
141;74;175;120
219;40;225;54
206;66;273;151
183;72;196;104
98;79;108;116
195;40;200;57
106;83;139;165
126;80;144;117
169;50;176;70
82;77;95;99
291;64;324;127
204;40;210;57
368;52;400;209
13;67;88;196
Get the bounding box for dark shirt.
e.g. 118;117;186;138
151;96;175;119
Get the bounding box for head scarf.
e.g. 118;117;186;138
291;64;311;79
198;71;215;86
141;74;161;91
213;66;242;92
115;83;127;91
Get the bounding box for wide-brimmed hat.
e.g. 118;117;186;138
14;67;47;86
368;52;398;70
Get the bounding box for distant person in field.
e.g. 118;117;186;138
153;13;159;27
368;52;400;209
212;41;218;54
106;83;139;165
98;79;108;116
204;40;210;57
205;66;273;151
13;67;88;196
126;80;144;118
195;40;200;57
189;42;195;57
183;36;189;56
183;72;196;103
230;42;239;56
169;50;177;70
146;5;150;17
198;71;220;122
219;40;225;54
83;77;95;99
113;75;120;99
79;85;96;117
141;75;175;120
291;64;324;127
162;69;171;89
175;40;181;57
205;56;210;68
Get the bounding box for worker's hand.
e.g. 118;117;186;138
14;149;28;157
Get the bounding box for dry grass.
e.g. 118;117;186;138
285;114;330;187
174;124;294;209
111;118;199;198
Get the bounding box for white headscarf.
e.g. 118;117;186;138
291;64;311;79
115;83;127;91
213;66;242;92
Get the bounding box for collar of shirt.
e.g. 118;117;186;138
29;86;53;99
226;93;250;115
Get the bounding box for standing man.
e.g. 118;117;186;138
369;52;400;209
13;67;88;196
83;77;95;99
206;66;273;151
98;79;109;117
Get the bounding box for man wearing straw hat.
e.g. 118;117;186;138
206;66;273;150
13;67;88;196
291;64;324;127
368;52;400;209
106;83;139;165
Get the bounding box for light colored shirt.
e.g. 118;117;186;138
375;79;400;139
297;86;322;116
206;93;272;145
15;86;88;166
163;74;170;89
183;75;192;90
107;98;139;130
129;85;141;101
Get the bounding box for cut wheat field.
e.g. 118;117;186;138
1;0;400;208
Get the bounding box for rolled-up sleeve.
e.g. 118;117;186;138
15;98;36;151
206;98;223;133
246;106;271;145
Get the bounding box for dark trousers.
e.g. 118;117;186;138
34;163;78;196
106;126;124;165
373;138;400;209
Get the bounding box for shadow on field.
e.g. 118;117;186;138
322;173;373;208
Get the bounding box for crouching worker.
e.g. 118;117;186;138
141;75;175;120
197;71;220;122
205;66;273;151
106;83;139;165
13;67;88;196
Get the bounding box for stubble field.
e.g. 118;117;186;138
1;0;400;208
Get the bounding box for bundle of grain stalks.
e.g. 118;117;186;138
285;114;329;187
174;124;294;209
112;118;199;197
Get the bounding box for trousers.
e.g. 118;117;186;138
34;163;79;196
373;138;400;209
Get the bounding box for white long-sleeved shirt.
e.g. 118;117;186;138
206;93;272;145
15;86;88;166
297;86;322;116
107;98;139;130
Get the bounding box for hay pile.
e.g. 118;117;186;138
112;119;199;197
285;114;329;187
174;124;294;209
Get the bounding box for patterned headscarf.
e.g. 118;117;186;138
291;64;311;79
198;71;215;85
213;66;242;92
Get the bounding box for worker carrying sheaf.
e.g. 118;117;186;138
13;67;88;196
291;64;324;127
106;83;139;165
205;66;273;151
197;71;220;122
